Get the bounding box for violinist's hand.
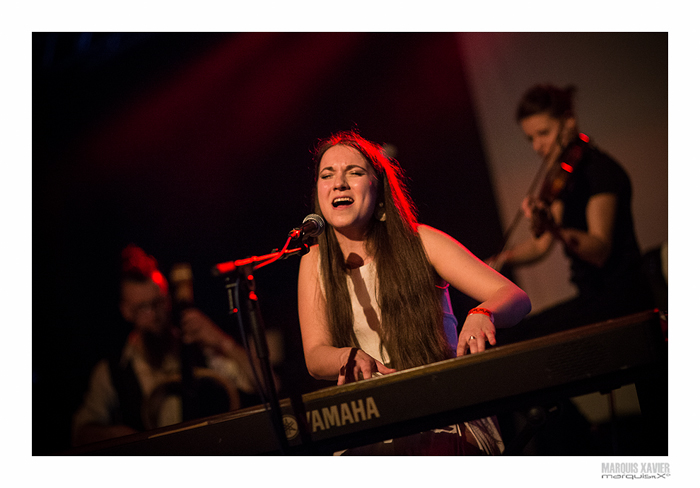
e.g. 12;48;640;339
521;196;536;220
522;196;556;238
337;348;396;385
485;253;508;272
180;308;231;353
457;313;496;356
532;206;556;237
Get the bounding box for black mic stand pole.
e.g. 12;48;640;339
236;263;289;454
216;242;310;455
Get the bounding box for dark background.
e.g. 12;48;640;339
32;32;504;454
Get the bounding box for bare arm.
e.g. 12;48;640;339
498;193;616;270
418;225;531;355
180;308;261;393
492;198;558;268
556;193;616;267
297;245;395;383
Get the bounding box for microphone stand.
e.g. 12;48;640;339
214;239;310;455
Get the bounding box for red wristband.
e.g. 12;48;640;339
468;307;494;324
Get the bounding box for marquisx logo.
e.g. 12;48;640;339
601;462;671;479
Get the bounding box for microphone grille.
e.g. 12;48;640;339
303;213;325;237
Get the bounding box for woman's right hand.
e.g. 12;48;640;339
337;348;396;385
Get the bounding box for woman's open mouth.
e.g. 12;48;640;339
332;197;354;208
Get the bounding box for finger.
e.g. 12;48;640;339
456;337;468;357
360;364;375;381
486;329;497;346
469;335;482;354
466;334;479;354
376;362;396;375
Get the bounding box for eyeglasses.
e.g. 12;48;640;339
129;296;167;317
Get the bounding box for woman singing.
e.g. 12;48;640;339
297;131;530;455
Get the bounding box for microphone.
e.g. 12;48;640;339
212;214;325;276
288;214;325;239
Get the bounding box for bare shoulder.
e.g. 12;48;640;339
301;243;320;260
416;223;482;272
298;244;320;279
416;223;443;244
417;224;464;254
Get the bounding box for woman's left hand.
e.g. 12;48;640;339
457;313;496;356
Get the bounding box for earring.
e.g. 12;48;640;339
375;202;386;221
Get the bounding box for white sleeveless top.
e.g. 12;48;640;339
346;260;459;365
338;260;504;455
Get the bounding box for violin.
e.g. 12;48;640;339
489;133;590;271
529;133;589;237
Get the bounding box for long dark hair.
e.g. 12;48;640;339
312;131;452;370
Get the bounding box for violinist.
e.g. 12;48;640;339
493;84;655;342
